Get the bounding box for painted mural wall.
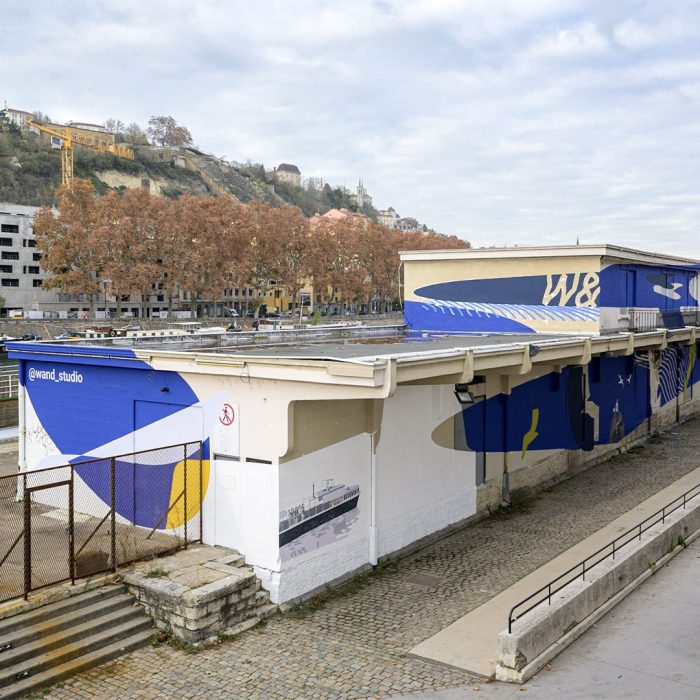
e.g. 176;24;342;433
277;433;370;603
404;256;700;334
12;340;700;606
374;385;477;559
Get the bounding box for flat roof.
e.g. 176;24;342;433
6;328;693;390
400;244;700;267
203;333;568;362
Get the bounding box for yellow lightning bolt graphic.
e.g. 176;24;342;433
521;408;540;459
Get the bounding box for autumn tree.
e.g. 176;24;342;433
364;224;401;308
244;202;283;312
311;218;363;311
104;118;126;138
155;195;196;313
33;179;102;314
123;123;149;145
147;116;193;148
95;188;164;318
274;205;313;312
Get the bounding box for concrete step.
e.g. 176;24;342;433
0;591;135;652
256;603;277;619
254;590;270;605
0;628;153;700
0;615;152;690
0;603;144;671
0;585;124;638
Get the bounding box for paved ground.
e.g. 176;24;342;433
395;537;700;700
0;440;18;478
36;417;700;699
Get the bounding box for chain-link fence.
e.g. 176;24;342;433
0;441;203;603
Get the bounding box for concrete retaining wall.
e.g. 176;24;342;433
496;498;700;682
0;398;17;428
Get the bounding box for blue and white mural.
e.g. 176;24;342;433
404;257;700;334
9;343;219;530
451;354;652;458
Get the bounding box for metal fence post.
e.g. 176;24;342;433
110;457;116;572
23;474;30;599
199;441;204;544
69;469;75;584
183;444;188;547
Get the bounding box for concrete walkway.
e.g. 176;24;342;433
409;465;700;678
397;537;700;699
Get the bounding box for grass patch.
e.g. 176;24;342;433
144;565;169;579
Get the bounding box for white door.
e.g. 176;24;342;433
214;457;241;550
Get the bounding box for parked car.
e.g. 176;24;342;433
227;308;240;318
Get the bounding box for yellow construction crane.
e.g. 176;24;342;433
26;120;135;186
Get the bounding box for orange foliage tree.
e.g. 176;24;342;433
34;183;470;317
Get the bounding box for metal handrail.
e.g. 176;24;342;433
507;481;700;633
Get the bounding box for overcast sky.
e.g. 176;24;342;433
3;0;700;254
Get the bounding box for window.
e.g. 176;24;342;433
0;239;12;247
2;252;18;260
32;279;43;288
1;224;19;233
2;279;19;287
32;253;42;261
24;266;40;274
0;265;12;273
22;239;36;248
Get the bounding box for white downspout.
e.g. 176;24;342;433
369;431;377;566
18;378;26;474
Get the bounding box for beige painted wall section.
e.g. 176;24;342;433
282;399;376;462
404;254;601;303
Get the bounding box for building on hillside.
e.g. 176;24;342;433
401;244;700;335
308;208;358;226
10;242;700;605
354;179;372;209
66;121;109;134
43;123;116;148
274;163;302;188
397;216;420;232
1;107;32;129
377;208;399;229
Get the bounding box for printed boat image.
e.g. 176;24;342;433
279;480;360;547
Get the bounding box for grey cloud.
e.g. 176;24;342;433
3;0;700;256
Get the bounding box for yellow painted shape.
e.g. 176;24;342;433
521;408;540;460
166;458;210;530
684;344;696;399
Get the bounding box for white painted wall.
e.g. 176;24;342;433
374;385;477;558
276;433;370;603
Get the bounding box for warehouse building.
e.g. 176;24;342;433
8;245;700;604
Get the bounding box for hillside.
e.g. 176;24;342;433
0;126;373;221
0;126;290;207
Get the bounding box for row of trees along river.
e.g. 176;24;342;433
33;179;470;317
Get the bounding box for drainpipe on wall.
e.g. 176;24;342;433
369;431;377;566
18;363;26;475
502;387;511;504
